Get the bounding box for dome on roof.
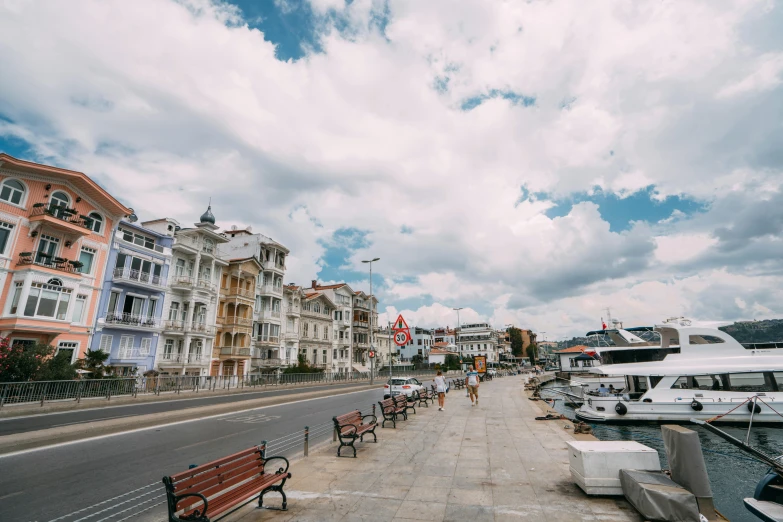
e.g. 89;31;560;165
200;205;215;225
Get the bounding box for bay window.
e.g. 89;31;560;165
23;280;72;320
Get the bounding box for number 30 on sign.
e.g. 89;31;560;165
394;330;410;346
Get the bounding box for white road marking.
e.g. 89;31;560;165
175;428;257;451
50;414;137;428
0;386;382;459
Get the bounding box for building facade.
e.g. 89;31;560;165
279;284;304;367
215;257;261;376
309;281;355;374
399;326;433;362
457;322;499;363
142;208;228;376
299;292;335;369
92;219;173;375
352;290;377;372
0;154;130;362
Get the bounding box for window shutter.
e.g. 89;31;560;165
99;335;113;353
119;335;133;358
140;338;151;356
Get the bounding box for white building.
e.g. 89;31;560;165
457;322;499;363
399;326;433;362
143;206;229;376
307;281;355;374
299;291;335;369
428;344;459;365
222;227;289;372
434;327;456;345
281;284;304;366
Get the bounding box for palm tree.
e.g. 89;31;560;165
83;349;110;378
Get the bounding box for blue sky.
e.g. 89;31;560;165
1;0;782;336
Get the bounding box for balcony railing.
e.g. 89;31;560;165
190;322;217;335
353;320;369;328
187;352;209;364
160;352;183;362
113;267;166;288
258;309;281;319
254;357;282;367
171;276;216;292
255;336;280;345
30;202;91;229
218;315;252;327
17;252;81;274
262;259;286;271
258;284;283;296
163;319;185;332
222;286;254;299
283;332;299;340
114;349;149;360
218;346;251;357
286;306;300;315
105;312;160;329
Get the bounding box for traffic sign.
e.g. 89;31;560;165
392;314;410;332
394;330;410;346
368;350;375;358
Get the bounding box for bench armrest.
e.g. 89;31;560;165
361;414;378;425
263;455;291;475
337;423;359;436
171;492;209;521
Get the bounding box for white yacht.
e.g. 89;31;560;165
575;323;783;424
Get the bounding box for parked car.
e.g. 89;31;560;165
384;377;424;399
487;368;497;376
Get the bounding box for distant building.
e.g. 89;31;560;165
399;326;433;361
457;323;499;363
554;345;591;372
428;344;458;366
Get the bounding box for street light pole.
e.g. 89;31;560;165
362;257;380;385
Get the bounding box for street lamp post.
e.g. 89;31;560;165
362;257;380;385
453;307;467;395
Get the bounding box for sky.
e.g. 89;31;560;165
1;0;782;339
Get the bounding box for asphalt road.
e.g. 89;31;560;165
0;379;435;522
0;382;377;436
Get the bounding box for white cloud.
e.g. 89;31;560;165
0;0;781;338
716;52;783;99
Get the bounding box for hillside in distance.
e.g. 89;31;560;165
719;319;783;343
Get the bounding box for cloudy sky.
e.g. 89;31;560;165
1;0;782;339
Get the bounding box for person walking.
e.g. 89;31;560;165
434;370;447;411
466;365;479;406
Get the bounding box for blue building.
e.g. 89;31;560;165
91;218;173;375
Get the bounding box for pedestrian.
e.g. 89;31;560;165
434;370;447;411
466;365;480;406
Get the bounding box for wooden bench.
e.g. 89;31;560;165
451;379;464;390
378;397;407;428
162;444;291;521
417;387;433;407
394;393;416;415
332;409;378;457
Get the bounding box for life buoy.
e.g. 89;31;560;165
691;400;703;411
748;401;762;414
615;402;628;415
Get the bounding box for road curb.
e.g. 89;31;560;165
0;384;381;456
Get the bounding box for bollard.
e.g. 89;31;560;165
189;464;198;469
261;440;267;459
304;426;309;457
372;403;376;417
333;426;338;442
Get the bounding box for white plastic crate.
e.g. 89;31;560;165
566;440;661;496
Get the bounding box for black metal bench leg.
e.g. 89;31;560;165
259;483;288;511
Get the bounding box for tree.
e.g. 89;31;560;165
37;351;78;381
282;353;325;374
508;327;524;357
526;343;538;363
443;354;461;371
0;340;78;382
411;354;424;369
82;349;110;378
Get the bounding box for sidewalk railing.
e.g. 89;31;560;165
0;369;456;408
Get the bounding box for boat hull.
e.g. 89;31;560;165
575;397;783;424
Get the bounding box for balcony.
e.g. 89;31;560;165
171;276;216;293
17;252;82;274
217;315;252;327
163;319;185;333
255;336;280;346
189;322;217;335
29;202;91;235
258;284;283;296
262;259;286;272
258;309;282;320
285;306;300;316
159;352;184;363
187;352;210;364
221;286;255;300
113;349;149;360
283;332;299;340
113;267;166;289
353;320;369;329
104;312;161;329
218;346;251;357
254;357;283;367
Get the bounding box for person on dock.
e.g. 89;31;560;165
434;370;447;411
466;365;480;406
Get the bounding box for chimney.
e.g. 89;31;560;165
311;279;318;289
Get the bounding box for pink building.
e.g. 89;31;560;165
0;154;130;362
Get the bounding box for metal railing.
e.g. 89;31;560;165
255;335;280;345
218;346;251;356
105;312;161;329
217;315;252;327
30;202;90;229
17;252;80;273
0;369;456;407
113;267;166;288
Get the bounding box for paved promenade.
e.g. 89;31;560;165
229;374;642;522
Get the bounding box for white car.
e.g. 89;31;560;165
384;377;424;399
487;369;497;376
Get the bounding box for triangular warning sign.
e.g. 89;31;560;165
393;314;410;331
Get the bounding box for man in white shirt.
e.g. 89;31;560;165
465;366;480;406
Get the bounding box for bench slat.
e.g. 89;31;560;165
175;456;264;495
186;467;270;507
170;446;261;482
182;473;283;517
173;451;263;491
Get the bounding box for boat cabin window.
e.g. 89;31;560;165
671;374;729;390
728;372;778;393
600;348;679;366
625;375;649;399
688;335;725;345
649;376;664;389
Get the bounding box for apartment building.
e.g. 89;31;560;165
280;284;304;367
352;290;377;372
433;327;456;345
214;257;261;376
309;280;355;374
399;326;433;361
222;227;288;372
374;326;396;367
299;292;335;369
0;154;130;361
92;218;173;375
142;207;229;376
457;322;499;363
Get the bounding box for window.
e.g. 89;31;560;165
147;299;158;320
322;350;327;364
729;372;776;393
313;324;319;339
418;339;422;345
79;247;95;274
163;339;175;358
118;335;134;358
56;341;78;362
99;334;113;352
0;179;25;205
324;327;329;340
140;338;152;356
72;295;87;324
174;258;186;277
119;227;155;250
108;291;120;314
24;281;71;319
303;323;309;337
88;212;103;234
0;221;14;255
168;302;179;321
313;302;321;313
36;234;59;265
333;348;337;359
9;282;22;314
51;191;70;209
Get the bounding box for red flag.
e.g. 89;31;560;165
601;318;607;330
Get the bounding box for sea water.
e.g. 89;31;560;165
541;383;783;522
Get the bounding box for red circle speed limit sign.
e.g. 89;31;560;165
394;330;410;346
